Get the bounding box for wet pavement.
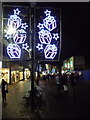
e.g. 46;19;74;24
1;78;89;119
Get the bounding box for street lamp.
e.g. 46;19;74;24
4;26;16;35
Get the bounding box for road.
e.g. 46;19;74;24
2;78;89;119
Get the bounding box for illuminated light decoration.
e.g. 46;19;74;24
36;9;60;60
7;44;21;58
53;33;59;40
36;43;43;50
8;15;22;29
44;44;57;59
22;43;29;51
21;23;28;29
43;16;57;31
14;8;20;15
13;29;26;44
37;23;44;30
5;33;11;39
4;8;29;59
44;10;51;16
39;29;52;44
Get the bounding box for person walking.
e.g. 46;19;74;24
55;74;60;91
1;79;8;103
69;73;76;100
62;73;68;92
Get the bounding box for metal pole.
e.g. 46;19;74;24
30;4;35;111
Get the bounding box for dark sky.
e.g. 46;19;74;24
36;2;88;63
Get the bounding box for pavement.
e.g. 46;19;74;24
1;77;89;119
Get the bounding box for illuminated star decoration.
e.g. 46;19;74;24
44;10;51;16
14;8;20;15
21;23;28;29
53;33;59;40
22;43;29;51
37;23;44;30
36;43;43;50
5;33;11;39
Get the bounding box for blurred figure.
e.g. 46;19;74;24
69;73;76;99
62;73;68;92
47;73;50;81
74;72;79;83
36;74;40;86
55;74;60;91
1;79;8;103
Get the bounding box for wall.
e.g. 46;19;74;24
82;70;90;80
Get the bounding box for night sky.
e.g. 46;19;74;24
36;2;89;64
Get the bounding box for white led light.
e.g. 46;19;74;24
53;33;59;40
44;10;51;16
38;29;52;44
5;33;11;39
36;9;60;60
22;43;29;51
43;16;57;31
21;23;28;29
7;44;21;58
36;43;43;50
37;23;44;30
14;8;20;15
5;8;29;59
8;15;22;29
13;29;26;44
44;44;57;59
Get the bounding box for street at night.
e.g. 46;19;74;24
2;78;89;119
0;1;89;119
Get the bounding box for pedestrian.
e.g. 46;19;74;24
69;73;76;100
47;73;50;81
1;79;8;103
36;75;40;86
62;73;68;92
74;72;79;83
55;74;60;91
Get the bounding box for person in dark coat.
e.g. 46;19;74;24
62;73;68;92
69;73;76;99
1;79;8;103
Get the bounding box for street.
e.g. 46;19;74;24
2;78;89;119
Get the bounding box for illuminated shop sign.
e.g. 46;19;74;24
4;8;30;59
36;9;61;60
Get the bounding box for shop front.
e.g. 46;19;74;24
2;68;10;84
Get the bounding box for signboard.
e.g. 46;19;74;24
35;7;61;61
3;5;31;60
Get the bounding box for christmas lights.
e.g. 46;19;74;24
36;9;59;60
4;8;29;59
7;44;21;58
